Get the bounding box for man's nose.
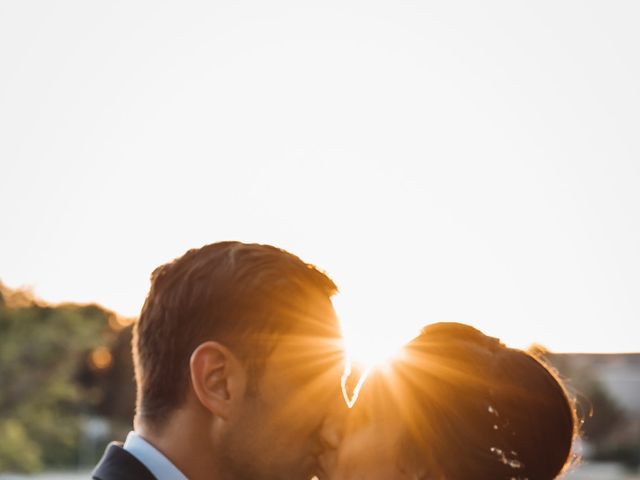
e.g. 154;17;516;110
319;405;346;450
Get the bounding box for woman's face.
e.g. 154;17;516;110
319;389;424;480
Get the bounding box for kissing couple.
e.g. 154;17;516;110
92;241;576;480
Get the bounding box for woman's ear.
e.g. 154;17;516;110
189;341;247;419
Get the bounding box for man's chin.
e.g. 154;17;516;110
310;471;327;480
288;457;321;480
313;453;334;480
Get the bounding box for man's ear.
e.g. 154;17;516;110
189;341;247;420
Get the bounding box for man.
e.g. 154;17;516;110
92;241;346;480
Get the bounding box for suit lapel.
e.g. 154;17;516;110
92;442;157;480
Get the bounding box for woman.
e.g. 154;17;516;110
324;322;577;480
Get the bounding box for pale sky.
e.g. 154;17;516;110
1;1;639;357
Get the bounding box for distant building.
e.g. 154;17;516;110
548;353;640;414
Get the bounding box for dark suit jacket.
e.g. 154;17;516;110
92;442;157;480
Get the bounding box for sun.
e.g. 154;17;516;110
333;294;417;369
341;330;405;369
332;293;425;408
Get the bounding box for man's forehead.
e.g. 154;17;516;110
296;297;340;336
283;295;341;336
272;328;344;359
265;329;345;381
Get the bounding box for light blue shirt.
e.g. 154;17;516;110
123;431;188;480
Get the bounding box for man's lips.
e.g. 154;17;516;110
314;457;327;480
314;450;336;480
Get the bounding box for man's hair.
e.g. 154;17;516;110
133;241;338;427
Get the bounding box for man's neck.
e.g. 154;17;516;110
136;408;221;480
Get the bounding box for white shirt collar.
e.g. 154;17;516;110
123;431;188;480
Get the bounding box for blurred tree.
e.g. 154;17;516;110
0;282;129;473
75;323;136;426
0;419;42;472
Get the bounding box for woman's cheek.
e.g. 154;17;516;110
331;425;403;480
